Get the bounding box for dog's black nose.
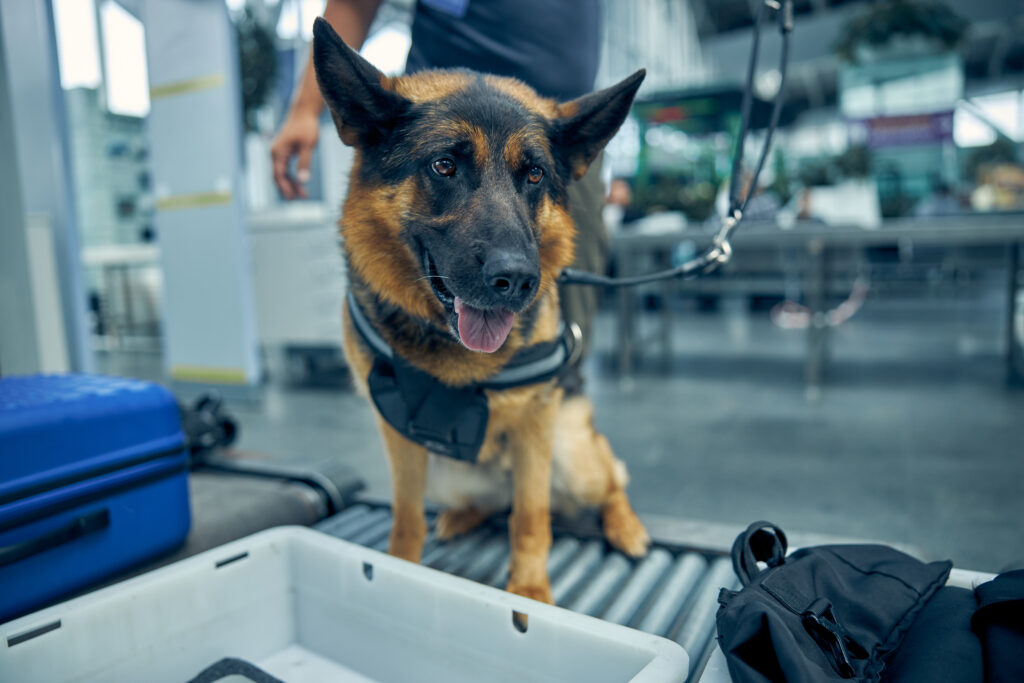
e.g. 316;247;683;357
482;249;539;307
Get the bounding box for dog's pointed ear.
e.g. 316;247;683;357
552;69;646;180
312;17;409;147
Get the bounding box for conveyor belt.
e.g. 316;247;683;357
316;503;739;682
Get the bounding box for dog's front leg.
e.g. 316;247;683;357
379;420;429;563
506;401;558;604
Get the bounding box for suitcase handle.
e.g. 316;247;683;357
0;508;110;568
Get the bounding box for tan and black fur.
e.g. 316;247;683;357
313;17;649;604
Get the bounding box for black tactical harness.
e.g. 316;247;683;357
348;292;578;463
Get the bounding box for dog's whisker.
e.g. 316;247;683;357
414;275;451;283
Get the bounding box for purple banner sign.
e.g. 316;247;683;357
860;111;954;148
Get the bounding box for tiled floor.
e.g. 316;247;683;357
97;292;1024;572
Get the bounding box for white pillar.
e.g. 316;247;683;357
0;0;90;375
142;0;262;394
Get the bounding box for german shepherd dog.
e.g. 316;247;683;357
313;18;649;603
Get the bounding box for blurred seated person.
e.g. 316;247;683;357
716;170;780;222
971;163;1024;212
603;177;645;232
914;178;963;217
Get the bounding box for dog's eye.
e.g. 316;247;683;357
432;158;456;177
527;166;544;184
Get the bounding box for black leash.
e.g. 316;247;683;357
558;0;794;288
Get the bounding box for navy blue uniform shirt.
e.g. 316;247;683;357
406;0;602;101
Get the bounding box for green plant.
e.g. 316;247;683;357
834;0;968;63
236;8;278;133
770;149;792;204
796;159;833;188
835;145;870;179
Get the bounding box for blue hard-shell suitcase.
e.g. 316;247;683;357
0;374;190;622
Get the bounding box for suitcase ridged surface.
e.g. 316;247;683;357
1;375;185;501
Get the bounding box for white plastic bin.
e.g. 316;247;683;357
1;526;688;682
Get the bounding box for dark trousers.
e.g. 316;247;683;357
560;152;607;370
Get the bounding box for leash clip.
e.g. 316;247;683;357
566;321;584;367
703;209;740;273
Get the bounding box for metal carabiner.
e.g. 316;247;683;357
705;209;740;272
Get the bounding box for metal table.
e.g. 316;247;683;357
609;213;1024;391
81;244;161;345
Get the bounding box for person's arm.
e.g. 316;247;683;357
271;0;382;200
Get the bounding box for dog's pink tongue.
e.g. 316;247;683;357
455;298;514;353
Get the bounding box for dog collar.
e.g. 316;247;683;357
347;291;577;462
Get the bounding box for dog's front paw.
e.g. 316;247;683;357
602;495;651;558
506;579;554;605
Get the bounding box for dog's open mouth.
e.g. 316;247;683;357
422;248;514;354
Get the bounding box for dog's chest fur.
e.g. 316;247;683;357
422;387;592;514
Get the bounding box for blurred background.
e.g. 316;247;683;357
2;0;1022;572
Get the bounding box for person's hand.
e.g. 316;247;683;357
271;108;320;200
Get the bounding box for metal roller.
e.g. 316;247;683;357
601;548;674;625
315;504;371;537
485;536;581;588
455;537;508;581
330;508;390;541
346;517;392;547
551;540;605;605
674;556;738;680
565;552;633;616
637;552;708;636
431;531;492;573
422;530;488;569
369;533;390;552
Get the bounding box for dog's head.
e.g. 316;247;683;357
313;18;644;353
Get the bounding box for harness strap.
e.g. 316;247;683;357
366;353;489;462
348;290;394;360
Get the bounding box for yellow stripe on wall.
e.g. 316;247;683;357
156;191;233;212
170;365;249;385
150;73;225;100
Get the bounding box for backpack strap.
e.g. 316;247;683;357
731;520;788;586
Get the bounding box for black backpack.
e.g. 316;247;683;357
716;521;951;682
